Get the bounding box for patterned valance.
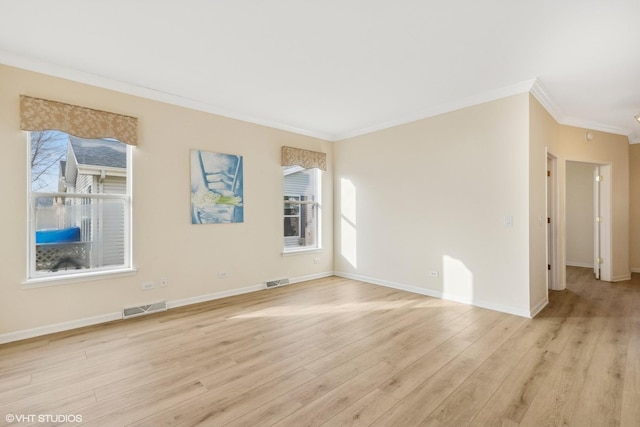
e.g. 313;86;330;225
281;146;326;171
20;95;138;146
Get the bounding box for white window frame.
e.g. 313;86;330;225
283;166;322;254
284;194;302;242
24;132;134;286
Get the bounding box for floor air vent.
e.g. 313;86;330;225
123;301;167;319
266;278;290;288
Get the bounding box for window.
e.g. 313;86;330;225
283;166;321;252
28;131;132;280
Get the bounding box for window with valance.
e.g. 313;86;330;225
21;95;137;283
281;146;325;252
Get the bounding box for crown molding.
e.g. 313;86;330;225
339;79;636;142
628;134;640;144
530;78;634;142
529;79;564;123
0;49;335;142
2;51;635;144
335;79;538;141
560;116;631;137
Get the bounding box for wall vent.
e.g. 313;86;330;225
122;301;167;319
265;278;290;288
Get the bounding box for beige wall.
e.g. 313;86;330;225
334;94;532;316
528;95;558;311
0;64;333;338
630;144;640;271
566;161;595;267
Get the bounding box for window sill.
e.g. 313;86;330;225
22;267;138;289
282;248;323;256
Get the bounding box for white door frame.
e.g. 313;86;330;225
594;165;601;279
546;152;560;290
598;163;612;281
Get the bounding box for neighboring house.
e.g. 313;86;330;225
63;136;127;194
283;166;318;249
58;136;127;269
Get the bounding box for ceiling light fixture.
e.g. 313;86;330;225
635;113;640;123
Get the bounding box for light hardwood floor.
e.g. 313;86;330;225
0;267;638;426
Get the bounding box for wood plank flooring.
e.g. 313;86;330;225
0;267;638;426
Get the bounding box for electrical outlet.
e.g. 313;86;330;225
142;282;155;290
314;257;320;264
218;272;229;278
429;271;439;278
160;278;168;287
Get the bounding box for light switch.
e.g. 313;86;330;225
504;215;513;227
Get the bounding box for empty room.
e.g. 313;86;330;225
1;1;639;426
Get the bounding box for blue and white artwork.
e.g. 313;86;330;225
190;150;244;224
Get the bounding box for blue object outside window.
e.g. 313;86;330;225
35;227;81;244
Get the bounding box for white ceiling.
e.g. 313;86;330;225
1;0;639;142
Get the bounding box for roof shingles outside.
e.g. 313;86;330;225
69;136;126;169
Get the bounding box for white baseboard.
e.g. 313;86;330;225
335;271;444;299
167;283;265;309
612;274;631;282
529;297;549;318
630;268;640;274
0;271;334;345
289;271;334;284
169;271;335;309
566;261;593;268
0;312;123;345
334;271;530;318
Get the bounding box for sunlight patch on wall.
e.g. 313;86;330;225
443;255;474;303
341;178;357;268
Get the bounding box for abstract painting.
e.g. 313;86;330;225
190;150;244;224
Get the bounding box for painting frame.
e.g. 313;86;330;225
190;149;244;224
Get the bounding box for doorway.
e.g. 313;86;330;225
565;161;612;281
